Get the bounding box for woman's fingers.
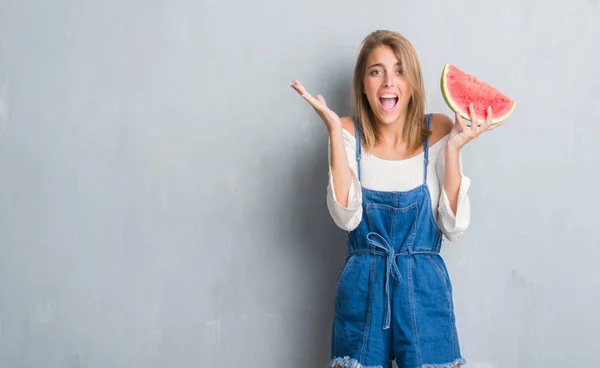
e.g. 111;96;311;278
290;80;311;99
487;121;505;131
291;80;324;110
468;103;480;132
481;106;492;131
456;110;469;131
482;106;506;131
316;94;328;107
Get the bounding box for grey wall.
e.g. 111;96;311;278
0;1;599;367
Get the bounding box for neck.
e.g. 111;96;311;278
375;115;408;148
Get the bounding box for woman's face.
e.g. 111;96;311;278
362;45;413;126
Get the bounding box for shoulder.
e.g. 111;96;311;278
428;113;453;146
340;116;356;138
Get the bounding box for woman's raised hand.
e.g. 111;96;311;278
291;80;342;133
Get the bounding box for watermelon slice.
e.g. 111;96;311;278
441;63;516;125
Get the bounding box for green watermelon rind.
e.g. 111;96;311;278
440;63;516;125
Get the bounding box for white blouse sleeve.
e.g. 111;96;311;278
326;130;363;232
435;145;471;241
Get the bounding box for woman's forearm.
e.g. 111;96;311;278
329;126;354;208
443;144;462;215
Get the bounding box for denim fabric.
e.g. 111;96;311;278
330;114;465;368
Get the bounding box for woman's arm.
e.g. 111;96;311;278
435;142;471;241
326;118;363;231
290;81;362;231
443;143;462;215
328;120;354;208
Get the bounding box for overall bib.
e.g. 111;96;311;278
330;114;465;368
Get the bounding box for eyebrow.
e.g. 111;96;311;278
367;62;402;69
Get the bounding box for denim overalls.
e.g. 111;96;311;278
330;114;466;368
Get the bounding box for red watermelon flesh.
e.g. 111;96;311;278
441;63;516;125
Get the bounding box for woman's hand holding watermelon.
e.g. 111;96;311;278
441;63;515;152
447;104;504;151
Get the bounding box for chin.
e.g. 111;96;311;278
373;110;404;125
375;115;397;125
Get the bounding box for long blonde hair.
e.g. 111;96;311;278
351;30;430;153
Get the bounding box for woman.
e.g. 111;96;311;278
291;30;504;368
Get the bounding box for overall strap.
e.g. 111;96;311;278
352;117;362;181
423;113;433;184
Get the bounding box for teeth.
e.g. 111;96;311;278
381;94;397;98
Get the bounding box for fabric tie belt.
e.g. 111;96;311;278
349;232;438;330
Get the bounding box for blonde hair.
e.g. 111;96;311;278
351;30;430;153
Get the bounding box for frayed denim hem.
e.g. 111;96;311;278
421;357;466;368
329;356;383;368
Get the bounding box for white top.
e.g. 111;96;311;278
326;129;471;241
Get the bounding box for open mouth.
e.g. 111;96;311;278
378;94;399;112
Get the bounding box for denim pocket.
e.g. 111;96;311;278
425;255;453;311
334;255;370;323
336;255;357;293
